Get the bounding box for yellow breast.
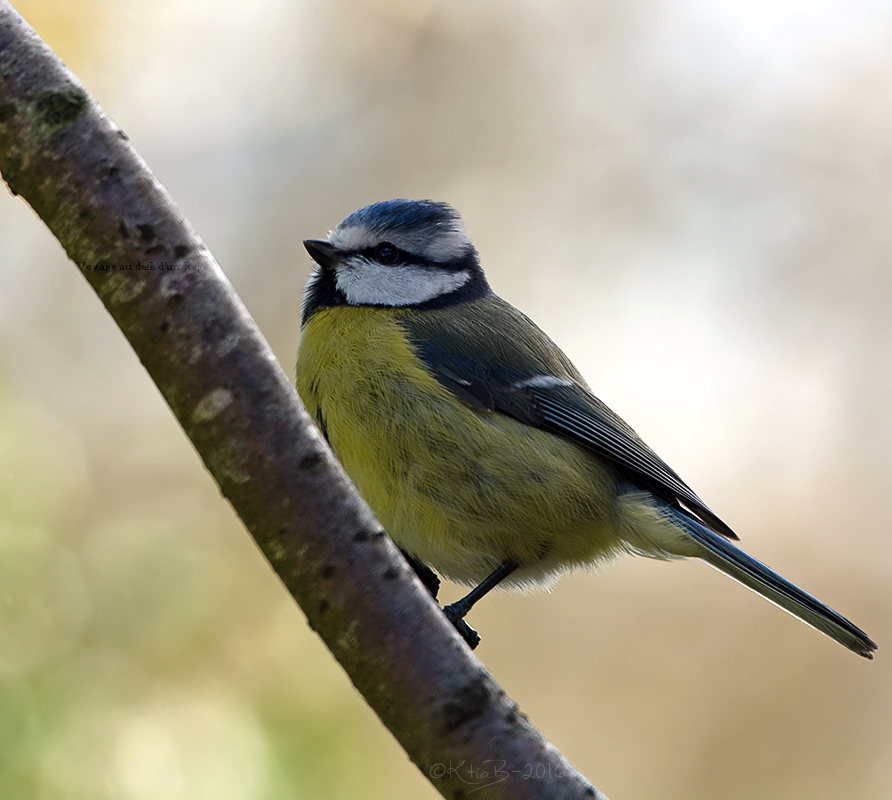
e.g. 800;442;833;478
296;305;625;585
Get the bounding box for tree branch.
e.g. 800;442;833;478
0;4;607;797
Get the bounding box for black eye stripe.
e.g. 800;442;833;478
349;244;472;273
352;242;403;265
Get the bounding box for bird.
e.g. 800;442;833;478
296;198;876;658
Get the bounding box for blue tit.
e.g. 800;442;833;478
296;198;876;658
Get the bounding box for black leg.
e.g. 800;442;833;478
444;560;518;650
401;549;441;599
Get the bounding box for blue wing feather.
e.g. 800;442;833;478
399;297;737;540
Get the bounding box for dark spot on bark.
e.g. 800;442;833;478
159;320;170;333
0;104;16;124
167;293;183;307
144;245;163;255
1;154;23;195
354;529;386;542
318;599;330;615
118;221;128;238
299;452;321;470
441;677;490;733
34;88;87;127
137;224;155;243
174;244;191;258
382;567;400;580
321;564;336;579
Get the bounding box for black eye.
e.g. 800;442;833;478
373;242;399;265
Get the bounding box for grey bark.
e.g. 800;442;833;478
0;4;607;797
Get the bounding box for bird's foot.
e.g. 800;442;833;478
401;550;441;599
443;603;481;650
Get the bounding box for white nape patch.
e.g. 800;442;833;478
515;375;575;389
331;222;471;263
335;259;471;306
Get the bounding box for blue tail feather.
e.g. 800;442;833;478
665;506;876;659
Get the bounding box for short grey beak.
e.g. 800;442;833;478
303;239;340;270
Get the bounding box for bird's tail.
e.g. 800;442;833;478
666;507;877;659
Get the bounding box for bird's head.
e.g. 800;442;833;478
302;199;490;321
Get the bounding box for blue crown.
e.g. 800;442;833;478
339;199;461;236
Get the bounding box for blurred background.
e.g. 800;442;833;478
1;0;891;797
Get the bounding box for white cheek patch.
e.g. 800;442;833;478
335;259;472;306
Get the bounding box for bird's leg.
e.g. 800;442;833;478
400;549;441;599
444;560;518;650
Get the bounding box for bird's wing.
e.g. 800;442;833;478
399;297;737;540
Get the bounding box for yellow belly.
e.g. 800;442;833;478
296;305;629;586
